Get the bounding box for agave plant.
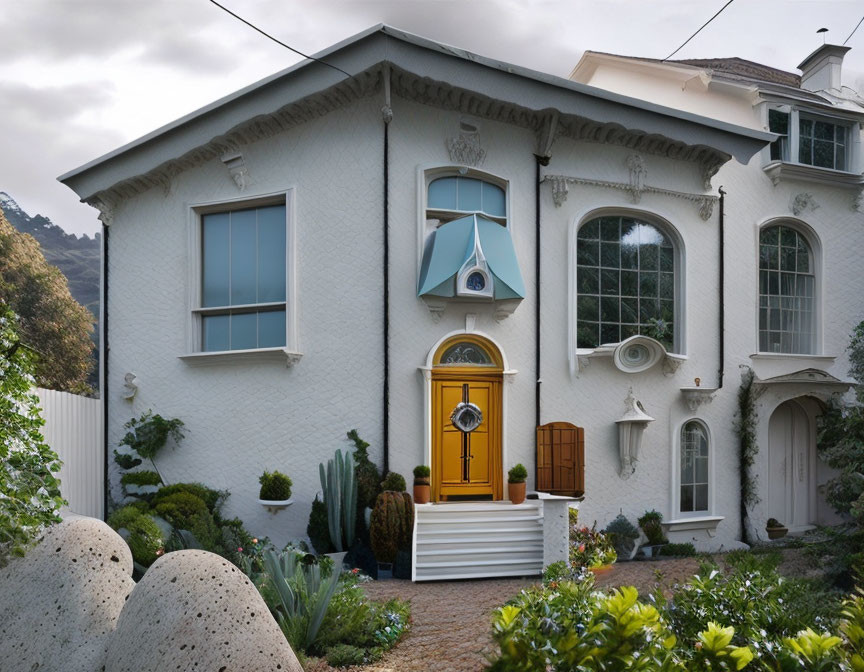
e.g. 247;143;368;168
262;548;342;651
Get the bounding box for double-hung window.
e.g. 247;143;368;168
198;203;287;352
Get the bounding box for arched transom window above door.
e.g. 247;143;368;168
759;224;816;355
576;215;679;353
432;334;503;370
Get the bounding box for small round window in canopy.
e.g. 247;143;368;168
439;341;493;366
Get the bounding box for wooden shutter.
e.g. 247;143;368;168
536;422;585;497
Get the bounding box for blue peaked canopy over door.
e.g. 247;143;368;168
418;215;525;300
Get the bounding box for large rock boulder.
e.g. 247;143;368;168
105;549;302;672
0;517;136;671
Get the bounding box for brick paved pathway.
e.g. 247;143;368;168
305;549;811;672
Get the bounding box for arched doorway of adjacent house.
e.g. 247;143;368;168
430;334;503;501
767;397;826;531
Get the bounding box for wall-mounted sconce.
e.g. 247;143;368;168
615;388;654;479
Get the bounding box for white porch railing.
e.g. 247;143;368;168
35;388;103;519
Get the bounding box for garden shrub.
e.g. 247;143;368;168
120;470;162;486
348;429;381;511
380;471;406;493
604;513;640;560
107;505;165;567
151;482;225;513
0;306;64;563
658;542;697;557
325;643;366;667
258;470;292;500
307;495;334;554
569;521;617;568
153;491;209;524
638;509;668;546
370;491;413;564
507;463;528;483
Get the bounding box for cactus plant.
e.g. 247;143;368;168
319;448;357;552
369;491;414;564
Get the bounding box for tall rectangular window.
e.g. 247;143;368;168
199;204;286;351
680;421;709;514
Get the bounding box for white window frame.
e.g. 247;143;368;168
755;218;822;357
180;188;300;365
677;418;711;517
570;208;686;357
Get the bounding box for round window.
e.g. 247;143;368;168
466;271;486;291
450;402;483;432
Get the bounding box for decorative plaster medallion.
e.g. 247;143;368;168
550;176;570;207
447;122;486;167
791;192;819;216
122;373;139;401
450;402;483;433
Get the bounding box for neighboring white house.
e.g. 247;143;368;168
58;26;863;578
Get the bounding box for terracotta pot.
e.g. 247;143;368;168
413;482;430;504
508;481;526;505
766;526;788;540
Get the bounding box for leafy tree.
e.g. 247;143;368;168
0;211;94;393
0;304;64;562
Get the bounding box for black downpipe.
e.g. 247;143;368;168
534;155;545;484
101;224;109;521
382;117;390;475
717;187;725;390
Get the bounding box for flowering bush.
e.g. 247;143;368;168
570;521;617;568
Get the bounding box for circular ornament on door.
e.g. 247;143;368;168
450;402;483;432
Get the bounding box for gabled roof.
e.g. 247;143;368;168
59;25;773;208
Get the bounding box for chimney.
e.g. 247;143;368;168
797;44;851;92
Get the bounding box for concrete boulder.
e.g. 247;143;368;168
105;549;302;672
0;517;136;672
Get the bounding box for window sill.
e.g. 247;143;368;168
179;347;302;367
662;516;724;533
763;161;864;188
750;353;836;362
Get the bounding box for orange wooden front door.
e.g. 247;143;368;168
432;374;502;501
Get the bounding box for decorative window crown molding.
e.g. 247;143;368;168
446;120;486;167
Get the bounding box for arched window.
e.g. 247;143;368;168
759;225;815;354
680;420;709;514
576;215;676;351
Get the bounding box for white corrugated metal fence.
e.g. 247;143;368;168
35;388;103;519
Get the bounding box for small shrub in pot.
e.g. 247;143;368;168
258;470;293;501
508;463;528;504
413;465;431;504
604;514;640;560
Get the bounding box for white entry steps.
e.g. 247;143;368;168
412;501;545;581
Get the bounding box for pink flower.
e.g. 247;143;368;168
237;547;243;553
578;544;586;553
351;568;359;574
251;538;258;544
155;548;164;557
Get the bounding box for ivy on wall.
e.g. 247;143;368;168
734;367;759;542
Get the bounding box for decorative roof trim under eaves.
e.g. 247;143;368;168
82;63;731;219
544;174;719;221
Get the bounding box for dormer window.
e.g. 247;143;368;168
766;105;856;175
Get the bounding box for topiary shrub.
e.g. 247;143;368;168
413;465;430;483
258;470;292;500
107;505;165;567
153;492;209;526
120;470;162;487
380;472;406;493
348;430;381;511
657;542;697;557
307;495;334;554
326;643;366;667
604;513;640;560
151;482;225;513
369;491;414;564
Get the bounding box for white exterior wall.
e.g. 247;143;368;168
103;75;864;551
107;98;386;546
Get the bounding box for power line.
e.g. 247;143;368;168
207;0;351;78
663;0;736;62
844;14;864;45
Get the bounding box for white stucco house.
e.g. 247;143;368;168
59;26;863;580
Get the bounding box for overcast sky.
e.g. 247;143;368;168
2;0;863;238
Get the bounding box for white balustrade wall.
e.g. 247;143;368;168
35;388;103;519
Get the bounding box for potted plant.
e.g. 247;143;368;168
637;509;668;556
766;518;788;540
258;470;293;512
370;490;414;579
413;465;431;504
508;464;528;504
